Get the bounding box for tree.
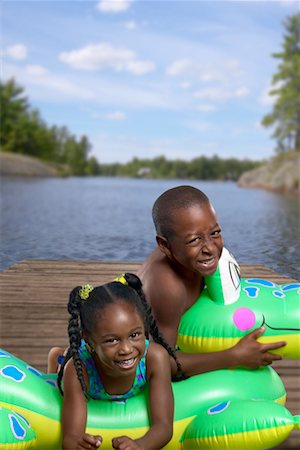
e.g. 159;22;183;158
262;13;300;152
0;79;94;174
0;78;29;151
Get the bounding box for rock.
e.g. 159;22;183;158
0;152;60;177
238;153;300;195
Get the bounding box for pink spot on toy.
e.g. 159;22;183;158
233;307;256;331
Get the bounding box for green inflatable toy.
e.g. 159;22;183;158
0;348;299;450
1;248;299;449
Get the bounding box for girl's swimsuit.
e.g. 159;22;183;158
79;339;149;401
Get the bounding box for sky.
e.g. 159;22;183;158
1;0;299;163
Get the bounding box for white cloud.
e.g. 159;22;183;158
260;81;282;106
91;111;126;120
166;59;191;76
126;60;155;75
179;81;192;89
59;43;155;75
194;86;249;102
3;62;93;101
234;87;250;98
255;121;264;129
26;65;48;76
3;61;170;109
4;43;27;60
31;76;93;100
125;20;137;30
166;59;244;89
90;133;184;163
96;0;132;13
196;104;216;112
107;111;126;120
186;120;212;132
279;0;298;6
194;87;231;101
198;69;226;83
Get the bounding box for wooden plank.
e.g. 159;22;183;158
0;260;299;449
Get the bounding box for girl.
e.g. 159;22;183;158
57;273;179;450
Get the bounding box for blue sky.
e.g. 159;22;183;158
1;0;299;163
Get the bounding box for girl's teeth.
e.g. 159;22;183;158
118;358;135;366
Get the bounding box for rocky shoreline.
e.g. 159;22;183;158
0;152;62;177
238;152;300;195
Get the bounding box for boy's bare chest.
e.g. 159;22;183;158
183;283;202;313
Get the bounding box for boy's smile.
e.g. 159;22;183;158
197;255;219;272
164;202;223;276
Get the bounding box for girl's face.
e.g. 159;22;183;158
166;202;223;276
89;301;146;378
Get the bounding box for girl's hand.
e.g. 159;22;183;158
112;436;141;450
77;433;102;449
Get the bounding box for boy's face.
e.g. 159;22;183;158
165;202;223;276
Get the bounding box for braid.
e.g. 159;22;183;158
124;273;183;378
58;287;89;399
57;347;72;395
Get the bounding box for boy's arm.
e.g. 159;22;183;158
147;281;286;377
175;327;286;377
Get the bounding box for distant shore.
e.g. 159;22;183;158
1;151;299;195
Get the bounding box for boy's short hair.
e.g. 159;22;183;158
152;185;209;238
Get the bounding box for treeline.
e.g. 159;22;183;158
95;155;260;181
0;78;261;179
0;78;96;175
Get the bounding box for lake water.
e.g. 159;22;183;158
0;176;299;280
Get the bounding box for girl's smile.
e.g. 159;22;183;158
114;357;138;370
89;301;146;379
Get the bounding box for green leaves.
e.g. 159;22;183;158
261;13;300;153
0;78;93;175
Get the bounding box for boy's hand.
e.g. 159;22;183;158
112;436;141;450
232;326;286;368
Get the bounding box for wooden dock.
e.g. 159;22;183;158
0;260;299;449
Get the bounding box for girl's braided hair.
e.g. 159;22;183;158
57;273;182;398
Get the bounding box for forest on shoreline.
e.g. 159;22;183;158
0;78;261;181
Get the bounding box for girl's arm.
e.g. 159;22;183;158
62;360;102;450
144;342;174;447
113;342;174;450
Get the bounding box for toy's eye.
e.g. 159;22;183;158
272;290;286;299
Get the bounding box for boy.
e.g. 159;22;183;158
137;185;286;378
